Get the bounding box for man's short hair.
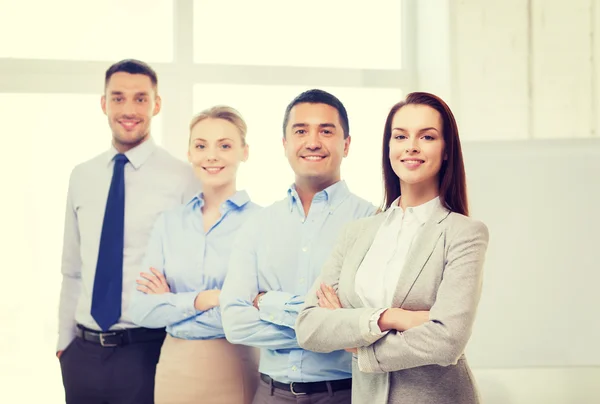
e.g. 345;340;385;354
104;59;158;91
282;89;350;138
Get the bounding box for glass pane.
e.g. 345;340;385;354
193;0;402;69
0;93;163;403
193;84;403;206
0;0;173;61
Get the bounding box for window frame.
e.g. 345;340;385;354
0;0;416;155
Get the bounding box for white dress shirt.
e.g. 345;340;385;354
355;196;442;308
57;138;200;351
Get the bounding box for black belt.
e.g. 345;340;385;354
260;373;351;396
75;325;165;347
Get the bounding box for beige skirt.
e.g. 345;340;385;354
155;335;259;404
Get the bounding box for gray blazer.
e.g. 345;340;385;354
295;203;489;404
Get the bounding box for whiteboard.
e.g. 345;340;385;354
461;138;600;368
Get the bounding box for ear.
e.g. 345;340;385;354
242;144;249;162
153;94;162;116
101;95;107;115
343;135;351;157
187;147;193;163
282;136;287;155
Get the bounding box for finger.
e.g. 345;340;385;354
327;286;342;308
150;267;167;286
137;284;156;294
137;279;158;293
322;285;340;308
140;272;161;289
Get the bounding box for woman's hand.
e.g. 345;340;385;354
194;289;221;312
378;308;430;332
317;283;342;310
136;267;170;294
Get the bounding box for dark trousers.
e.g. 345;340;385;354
59;336;163;404
252;377;352;404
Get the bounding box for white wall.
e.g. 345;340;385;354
417;1;600;403
418;0;599;141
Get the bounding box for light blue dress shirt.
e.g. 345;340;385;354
220;181;376;383
129;190;261;340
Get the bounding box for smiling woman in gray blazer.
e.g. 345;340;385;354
295;92;489;404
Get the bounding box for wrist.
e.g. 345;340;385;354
378;308;406;332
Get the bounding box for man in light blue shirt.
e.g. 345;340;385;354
221;89;377;403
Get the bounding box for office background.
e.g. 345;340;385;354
1;0;598;403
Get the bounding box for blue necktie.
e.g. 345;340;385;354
91;153;128;331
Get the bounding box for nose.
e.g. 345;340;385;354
304;130;322;150
121;100;137;117
405;137;420;153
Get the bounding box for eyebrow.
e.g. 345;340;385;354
193;137;234;142
291;123;337;129
109;91;149;97
392;127;440;133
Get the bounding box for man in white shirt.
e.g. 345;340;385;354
57;59;199;404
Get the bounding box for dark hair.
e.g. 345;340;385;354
381;92;469;216
104;59;158;91
282;89;350;138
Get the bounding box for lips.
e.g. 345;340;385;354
301;155;326;161
118;119;141;131
203;166;224;174
401;158;424;169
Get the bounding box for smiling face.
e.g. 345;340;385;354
389;104;446;193
283;102;350;190
101;72;160;152
188;117;248;191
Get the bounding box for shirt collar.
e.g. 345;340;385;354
286;180;350;212
389;196;442;225
185;190;251;212
106;137;156;169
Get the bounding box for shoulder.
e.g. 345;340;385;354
235;198;285;234
151;146;192;174
344;193;378;218
338;211;386;245
68;152;109;186
444;212;489;242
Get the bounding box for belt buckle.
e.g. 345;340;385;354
289;382;306;396
99;332;118;347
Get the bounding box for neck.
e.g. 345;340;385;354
399;180;439;209
113;134;149;153
294;176;339;213
202;183;237;211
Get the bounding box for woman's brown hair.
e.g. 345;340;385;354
381;92;468;216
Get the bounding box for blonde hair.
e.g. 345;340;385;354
189;105;248;146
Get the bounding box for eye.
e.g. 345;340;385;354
220;144;231;149
136;97;147;103
393;134;407;140
422;134;435;140
112;97;123;102
322;129;333;135
295;129;306;135
195;144;205;149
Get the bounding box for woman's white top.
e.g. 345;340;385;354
355;196;442;308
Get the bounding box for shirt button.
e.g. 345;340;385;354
302;247;308;252
299;278;305;284
301;218;305;223
291;366;297;371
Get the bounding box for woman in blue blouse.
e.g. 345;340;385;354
130;106;261;404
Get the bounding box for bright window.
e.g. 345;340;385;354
0;0;173;61
193;0;403;69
